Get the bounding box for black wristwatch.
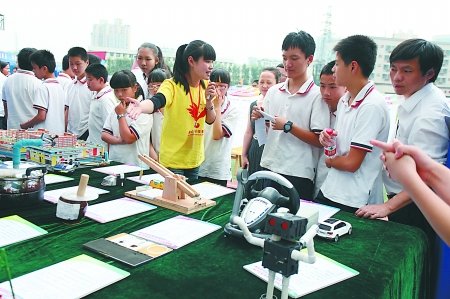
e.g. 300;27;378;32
283;121;293;133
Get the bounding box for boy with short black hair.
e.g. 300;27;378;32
316;35;390;212
66;46;94;140
57;54;75;92
256;31;330;201
85;63;118;147
356;39;450;223
355;38;450;299
2;47;41;129
20;50;65;134
314;61;346;197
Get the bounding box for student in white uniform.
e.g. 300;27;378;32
313;61;346;197
65;47;94;140
254;31;330;201
131;43;170;99
56;55;75;93
101;70;152;169
317;35;390;213
20;50;65;134
85;63;118;147
356;39;450;232
2;48;41;130
198;69;239;186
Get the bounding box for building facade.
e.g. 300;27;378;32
91;19;130;51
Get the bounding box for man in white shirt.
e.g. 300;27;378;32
317;35;390;212
314;61;346;197
2;48;41;129
20;50;65;134
56;55;75;93
65;47;94;140
356;39;450;224
254;31;330;201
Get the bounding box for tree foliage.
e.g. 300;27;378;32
106;57;134;74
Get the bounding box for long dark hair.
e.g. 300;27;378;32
172;40;216;94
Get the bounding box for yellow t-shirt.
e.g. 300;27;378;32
158;78;208;169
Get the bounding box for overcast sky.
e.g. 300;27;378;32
1;0;450;63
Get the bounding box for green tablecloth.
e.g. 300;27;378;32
0;166;430;299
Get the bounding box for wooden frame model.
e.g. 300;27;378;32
125;154;216;214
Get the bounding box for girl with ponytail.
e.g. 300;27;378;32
128;40;217;180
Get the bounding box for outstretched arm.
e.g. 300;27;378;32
127;98;155;119
369;139;450;245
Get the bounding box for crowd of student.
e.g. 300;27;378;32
1;32;449;291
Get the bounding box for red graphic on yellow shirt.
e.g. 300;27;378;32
187;89;206;128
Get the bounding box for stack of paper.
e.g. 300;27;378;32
44;174;74;185
85;197;156;223
0;215;47;247
91;164;143;175
131;215;221;249
244;252;359;298
0;254;129;299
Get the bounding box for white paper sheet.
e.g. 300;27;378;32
0;215;47;247
258;109;275;121
91;164;143;175
136;188;163;200
191;182;235;200
131;215;221;249
0;254;129;299
244;252;359;298
44;186;109;204
299;200;340;222
44;174;74;185
255;118;267;146
127;173;165;185
85;197;156;223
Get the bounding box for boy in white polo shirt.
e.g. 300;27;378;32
317;35;390;213
66;47;94;140
355;38;450;299
356;39;450;226
254;31;330;200
2;48;41;129
85;63;118;147
314;61;346;197
20;50;65;134
57;55;75;93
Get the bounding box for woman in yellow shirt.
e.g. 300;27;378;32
128;40;217;180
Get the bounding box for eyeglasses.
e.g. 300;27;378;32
148;83;162;92
215;83;228;90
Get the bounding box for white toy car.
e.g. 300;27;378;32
317;218;352;242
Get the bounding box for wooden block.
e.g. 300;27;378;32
124;190;216;215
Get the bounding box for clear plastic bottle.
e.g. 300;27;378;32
324;128;337;158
